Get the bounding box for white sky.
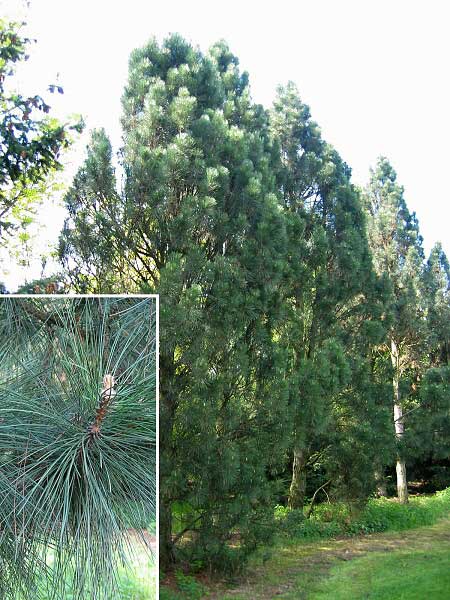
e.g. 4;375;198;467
1;0;449;289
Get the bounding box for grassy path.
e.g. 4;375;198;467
208;516;450;599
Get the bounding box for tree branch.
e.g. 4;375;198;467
305;479;331;519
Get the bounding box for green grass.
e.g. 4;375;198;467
310;541;450;599
213;516;450;599
160;572;208;600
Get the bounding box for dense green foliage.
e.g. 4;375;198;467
60;36;291;572
271;83;389;510
0;297;156;599
55;33;450;575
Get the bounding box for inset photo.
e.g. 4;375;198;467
0;295;157;600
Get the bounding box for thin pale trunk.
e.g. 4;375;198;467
288;446;307;510
305;479;331;518
395;460;408;504
391;338;408;504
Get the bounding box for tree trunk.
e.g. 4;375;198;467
288;446;307;510
395;459;408;504
159;496;174;569
391;338;408;504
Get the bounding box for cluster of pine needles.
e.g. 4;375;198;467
0;296;156;600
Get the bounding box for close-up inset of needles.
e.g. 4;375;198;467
0;296;156;600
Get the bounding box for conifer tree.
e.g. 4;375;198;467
270;83;378;509
56;35;450;576
424;243;450;367
60;35;289;571
59;129;130;292
363;157;426;503
408;244;450;479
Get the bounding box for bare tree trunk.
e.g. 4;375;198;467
305;479;331;518
288;446;307;510
395;459;408;503
391;338;408;504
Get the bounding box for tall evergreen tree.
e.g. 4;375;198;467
57;37;450;577
409;244;450;481
270;83;379;509
363;157;426;503
60;35;289;571
424;243;450;367
59;129;129;292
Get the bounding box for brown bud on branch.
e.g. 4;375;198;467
87;374;116;441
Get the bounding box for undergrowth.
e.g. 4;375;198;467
275;486;450;540
160;571;207;600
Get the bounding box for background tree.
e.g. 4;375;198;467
270;83;383;510
59;128;128;292
405;244;450;490
363;157;427;503
424;243;450;368
0;18;82;244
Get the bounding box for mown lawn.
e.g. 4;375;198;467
310;539;450;599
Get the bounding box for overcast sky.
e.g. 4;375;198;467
2;0;449;289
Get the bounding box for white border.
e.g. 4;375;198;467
155;293;159;598
6;294;158;298
1;293;160;595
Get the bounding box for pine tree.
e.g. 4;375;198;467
408;244;450;483
60;35;290;571
363;157;427;503
0;296;156;599
270;83;378;509
424;243;450;367
58;129;130;292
